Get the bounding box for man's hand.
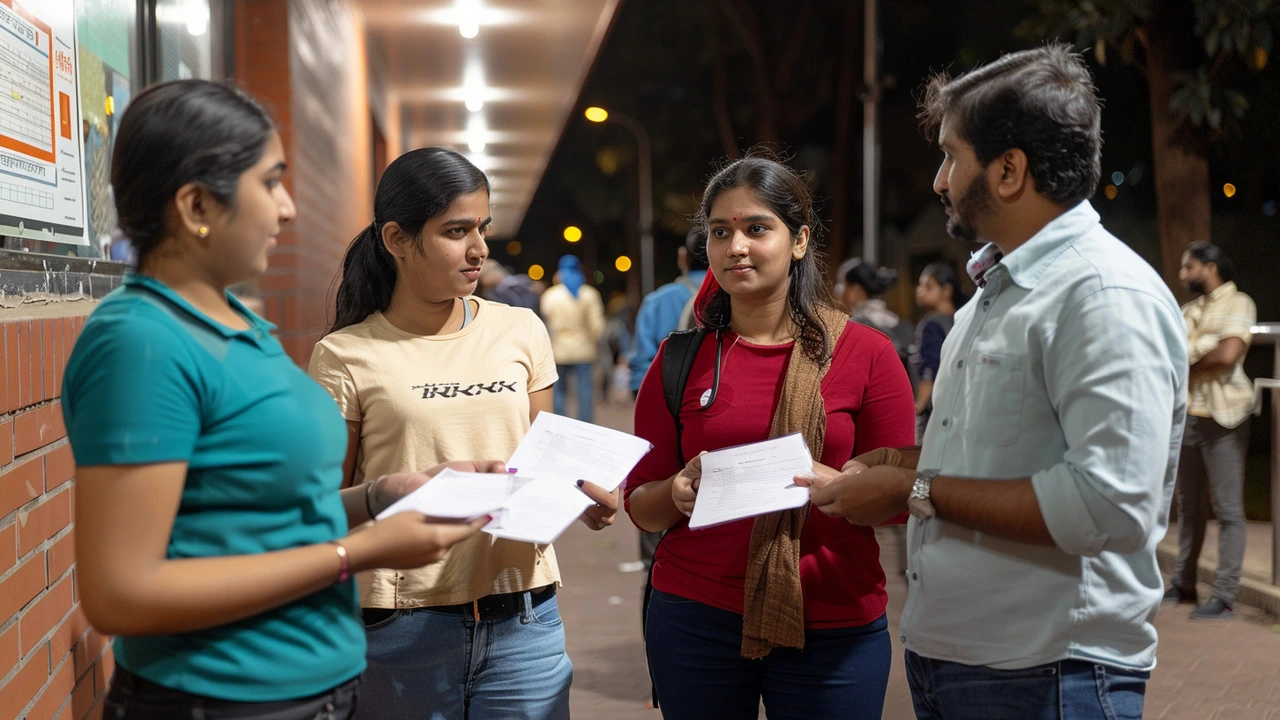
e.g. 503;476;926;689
806;464;915;526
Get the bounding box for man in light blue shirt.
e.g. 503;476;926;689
629;228;708;396
802;45;1187;719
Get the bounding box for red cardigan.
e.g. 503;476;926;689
624;322;915;628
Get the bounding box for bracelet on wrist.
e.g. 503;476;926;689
329;541;351;583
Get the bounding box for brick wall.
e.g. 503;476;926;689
0;313;109;720
239;0;376;366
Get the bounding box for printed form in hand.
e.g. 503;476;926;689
380;414;652;544
688;433;814;530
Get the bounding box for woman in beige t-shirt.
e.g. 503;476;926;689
309;148;617;719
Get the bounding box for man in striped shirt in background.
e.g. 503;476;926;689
1166;241;1257;620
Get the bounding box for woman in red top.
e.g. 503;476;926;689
625;155;914;720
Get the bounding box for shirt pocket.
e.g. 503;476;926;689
965;351;1026;447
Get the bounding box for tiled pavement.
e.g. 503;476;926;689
559;402;1280;719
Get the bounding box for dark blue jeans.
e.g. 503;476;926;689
905;650;1148;720
645;590;891;720
104;667;359;719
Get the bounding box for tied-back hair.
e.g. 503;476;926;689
1184;241;1236;284
693;152;838;364
843;260;897;298
111;80;275;269
329;147;490;333
922;261;968;308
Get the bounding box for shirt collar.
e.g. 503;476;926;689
1205;281;1238;303
998;201;1100;290
966;243;1003;288
123;273;276;338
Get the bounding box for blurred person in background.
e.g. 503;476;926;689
836;257;914;381
630;229;711;399
479;258;542;317
1166;241;1256;621
912;262;965;442
541;255;607;421
602;293;636;405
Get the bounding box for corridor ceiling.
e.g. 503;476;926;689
356;0;621;237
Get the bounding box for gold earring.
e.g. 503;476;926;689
198;226;209;237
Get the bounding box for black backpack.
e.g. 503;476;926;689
660;328;708;464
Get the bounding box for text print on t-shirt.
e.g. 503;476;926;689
411;380;518;400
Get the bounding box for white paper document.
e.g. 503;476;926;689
506;412;653;492
483;480;595;545
375;469;515;521
688;433;815;530
378;414;653;545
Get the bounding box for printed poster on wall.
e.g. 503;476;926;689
0;0;85;245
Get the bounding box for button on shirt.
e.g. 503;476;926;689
901;201;1188;671
1183;281;1256;428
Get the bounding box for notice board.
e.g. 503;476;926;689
0;0;85;245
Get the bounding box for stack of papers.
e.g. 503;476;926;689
688;433;815;530
376;413;653;544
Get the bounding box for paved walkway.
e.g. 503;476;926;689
557;401;1280;719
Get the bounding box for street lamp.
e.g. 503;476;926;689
584;106;655;296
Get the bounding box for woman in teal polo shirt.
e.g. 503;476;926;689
62;80;489;719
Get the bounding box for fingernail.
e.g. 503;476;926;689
508;468;518;474
575;479;585;488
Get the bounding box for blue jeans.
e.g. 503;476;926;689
645;590;891;720
904;650;1148;719
356;593;571;720
553;363;593;421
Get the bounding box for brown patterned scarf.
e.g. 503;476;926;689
740;304;849;659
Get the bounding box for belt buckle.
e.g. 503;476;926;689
472;599;481;622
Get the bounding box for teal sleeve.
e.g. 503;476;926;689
62;315;203;466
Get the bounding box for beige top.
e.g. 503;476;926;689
540;283;606;365
1183;281;1256;428
308;298;560;608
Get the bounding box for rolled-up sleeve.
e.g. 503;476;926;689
1031;287;1188;557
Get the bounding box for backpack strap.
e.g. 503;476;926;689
661;328;707;465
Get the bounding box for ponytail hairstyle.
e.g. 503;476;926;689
1184;241;1235;283
330;147;489;333
842;259;897;298
112;80;274;269
921;261;969;308
692;153;837;363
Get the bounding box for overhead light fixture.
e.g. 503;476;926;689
467;113;487;153
463;60;486;112
458;0;481;39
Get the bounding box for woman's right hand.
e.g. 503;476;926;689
346;512;489;572
671;452;705;518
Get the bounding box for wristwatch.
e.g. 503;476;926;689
908;469;939;519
